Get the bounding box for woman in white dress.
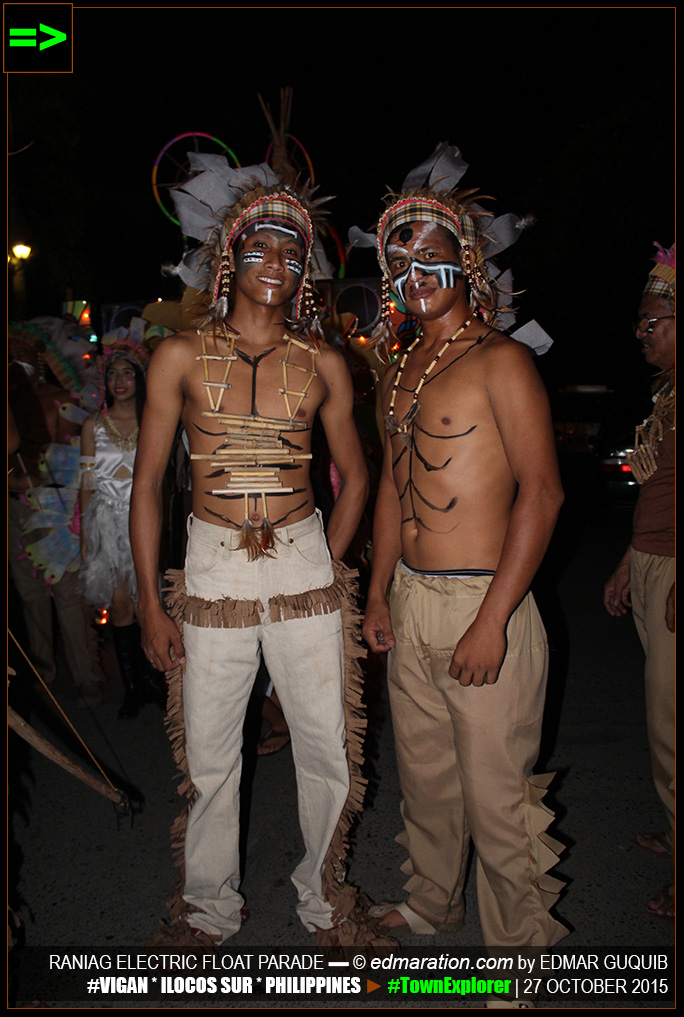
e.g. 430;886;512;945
80;345;164;716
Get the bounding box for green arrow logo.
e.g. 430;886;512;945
8;23;67;50
39;23;67;50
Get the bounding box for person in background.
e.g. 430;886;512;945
604;242;675;920
8;324;103;705
80;335;165;717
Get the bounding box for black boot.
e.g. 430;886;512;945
111;624;144;719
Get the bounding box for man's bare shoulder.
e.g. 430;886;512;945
476;331;539;380
477;333;553;435
314;342;352;389
150;329;202;364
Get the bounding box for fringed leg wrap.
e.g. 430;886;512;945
152;562;395;949
150;570;263;947
523;773;569;946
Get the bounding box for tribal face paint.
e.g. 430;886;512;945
235;227;305;306
241;250;265;265
391;258;463;304
386;221;464;308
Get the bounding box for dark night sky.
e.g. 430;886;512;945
8;6;675;399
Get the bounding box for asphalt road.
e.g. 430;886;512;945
8;497;674;1008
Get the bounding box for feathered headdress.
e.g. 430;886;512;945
169;154;328;334
9;317;101;410
97;318;150;407
349;142;551;362
643;242;675;302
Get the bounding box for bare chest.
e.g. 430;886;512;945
384;343;490;447
183;335;324;438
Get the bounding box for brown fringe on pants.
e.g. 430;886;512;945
151;561;394;948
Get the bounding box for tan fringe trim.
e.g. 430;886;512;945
152;562;394;948
269;559;357;623
310;563;397;947
148;570;197;946
317;565;367;907
163;568;263;628
523;772;569;947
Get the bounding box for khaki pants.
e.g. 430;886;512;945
388;564;567;947
180;511;350;940
630;549;676;851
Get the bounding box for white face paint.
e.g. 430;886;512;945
285;258;303;277
235;227;305;306
253;222;298;239
386;222;462;304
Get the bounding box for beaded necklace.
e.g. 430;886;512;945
385;318;473;437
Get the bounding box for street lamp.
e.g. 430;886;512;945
9;242;32;319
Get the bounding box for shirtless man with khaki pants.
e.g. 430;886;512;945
359;148;567;993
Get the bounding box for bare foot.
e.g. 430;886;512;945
647;883;675;919
257;728;291;756
635;832;671;857
369;901;437;933
378;908;410;929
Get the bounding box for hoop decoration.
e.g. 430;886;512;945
152;132;241;227
328;224;347;280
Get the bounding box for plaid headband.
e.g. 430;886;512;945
642;242;675;302
377;195;484;278
378;198;462;274
644;269;676;301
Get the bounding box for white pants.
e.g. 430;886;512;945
181;511;350;940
